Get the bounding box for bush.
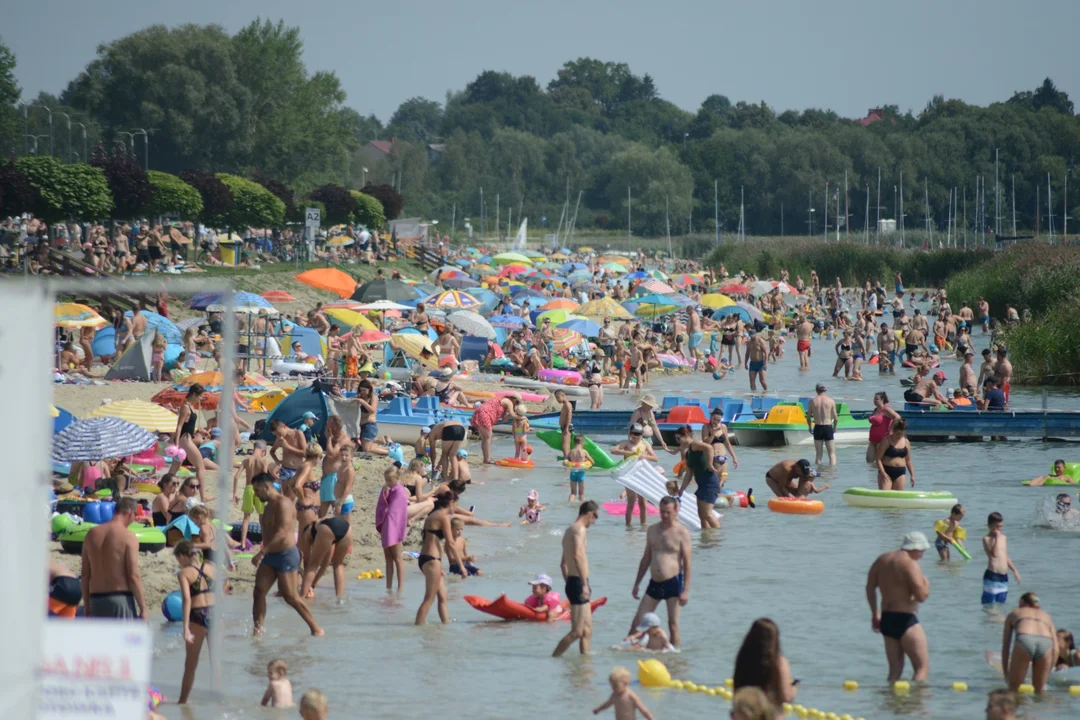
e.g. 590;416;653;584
945;243;1080;319
178;170;234;226
361;183;404;221
308;184;356;226
349;190;385;229
999;299;1080;385
0;158;38;218
147;171;203;219
91;144;152;218
253;176;296;221
16;156;113;222
214;173;286;229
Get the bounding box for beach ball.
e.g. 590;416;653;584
382;370;392;380
637;659;671;688
712;372;722;380
165;445;187;463
162;590;183;621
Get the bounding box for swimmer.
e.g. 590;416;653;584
982;512;1021;611
764;459;815;498
566;435;590;502
415;492;467;625
866;531;931;682
623;611;675;652
1028;459;1073;486
807;383;838;465
446;517;481;576
524;572;562;621
592;666;655;720
299;689;328;720
260;659;293;708
1001;592;1057;693
1055;629;1080;670
876;419;915;490
519;489;546;524
1054;493;1080;522
628;496;691;648
934;504;966;561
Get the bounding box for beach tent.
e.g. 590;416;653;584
105;332;154;381
53;407;77;435
256;381;330;443
91;327;119;359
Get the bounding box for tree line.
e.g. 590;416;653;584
1;23;1077;236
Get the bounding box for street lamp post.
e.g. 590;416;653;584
361;167;368;188
132;129;148;169
115;132;135;156
57;113;72;163
32;135;49;155
76;123;88;162
25;135;37;154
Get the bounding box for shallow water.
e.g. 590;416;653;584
153;326;1080;720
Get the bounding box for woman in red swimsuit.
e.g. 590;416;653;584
472;394;523;464
866;391;901;464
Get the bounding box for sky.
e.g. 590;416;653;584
6;0;1080;123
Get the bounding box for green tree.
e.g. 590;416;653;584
16;156;113;221
0;37;20;157
0;158;37;217
308;184;356;225
91;144;152;219
147;171;203;219
349;190;385;228
215;173;284;228
178;169;234;226
605;144;693;235
387;97;443;143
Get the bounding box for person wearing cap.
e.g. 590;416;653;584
299;411;319;442
628;496;692;647
434;367;467;407
523;573;562;621
865;531;932;682
807;384;839;466
625;611;675;652
904;370;953;409
764;459;815;498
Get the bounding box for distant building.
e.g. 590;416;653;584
361;139;395;169
858;108;885;127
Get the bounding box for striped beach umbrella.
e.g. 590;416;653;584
577;297;634;320
551;328;585;352
52;417;158;462
87;399;179;433
422;290;482;310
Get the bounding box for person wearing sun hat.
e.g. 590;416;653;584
434;367;467;406
866;531;932;682
629;393;671;453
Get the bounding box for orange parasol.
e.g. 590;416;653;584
294;268;358;299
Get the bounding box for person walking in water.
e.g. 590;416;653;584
627;496;692;648
553;501;599;657
807;383;838;466
866;531;932;682
744;330;769;393
1001;592;1058;694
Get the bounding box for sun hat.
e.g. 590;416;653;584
933;371;946;380
901;531;931;552
640;393;659;408
635;612;662;632
527;489;539;500
528;573;553;587
439;367;455;379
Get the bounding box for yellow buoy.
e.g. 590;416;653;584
1018;684;1035;694
637;659;671;688
825;713;839;720
684;682;698;692
724;678;734;688
1069;685;1080;696
951;681;967;692
892;680;910;693
843;680;858;691
706;688;717;697
670;680;684;690
840;715;854;720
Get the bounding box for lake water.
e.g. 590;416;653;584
152;325;1080;720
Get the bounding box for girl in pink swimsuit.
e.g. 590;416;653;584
472;395;521;464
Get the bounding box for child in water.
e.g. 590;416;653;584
512;405;531;461
934;503;967;561
593;666;655;719
665;480;682;504
566;435;590;502
982;511;1022;610
260;659;293;708
623;611;676;652
523;572;562;621
519;489;546;524
299;689;328;720
446;518;481;576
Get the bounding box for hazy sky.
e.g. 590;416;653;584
7;0;1079;123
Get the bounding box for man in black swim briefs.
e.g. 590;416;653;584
553;501;598;657
627;497;692;648
866;531;932;682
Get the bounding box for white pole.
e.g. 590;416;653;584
844;169;849;240
995;149;1000;236
835;184;840;243
714;180;719;244
865;185;870;243
899;172;905;246
1011;175;1016;236
876;167;881;243
627;186;632;253
665;195;672;259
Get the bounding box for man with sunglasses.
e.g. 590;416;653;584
1055;493;1079;522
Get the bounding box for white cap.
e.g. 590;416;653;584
901;531;931;552
528;573;553;587
635;612;662;632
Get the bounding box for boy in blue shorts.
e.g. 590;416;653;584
981;511;1021;610
566;435;589;502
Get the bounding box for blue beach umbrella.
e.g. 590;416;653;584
489;314;529;329
558;318;602;337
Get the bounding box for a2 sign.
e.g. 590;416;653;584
305;208;321;228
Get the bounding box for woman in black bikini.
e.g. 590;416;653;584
151;474;179;527
428;420;466;479
415;492;468;625
701;407;738;485
173;384;207;501
299;515;353;600
174;540;215;704
293;444;323;535
833;329;854;379
875;418;915;490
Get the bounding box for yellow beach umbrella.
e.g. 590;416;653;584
578;246;595;253
701;293;735;309
87;399;179;433
324;307;377;330
550;252;569;261
55;302;107;328
536;309;575;326
390;333;438;368
492;252;534;266
578;297;634;320
598;255;632;266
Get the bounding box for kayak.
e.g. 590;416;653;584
842;487;957;510
535;430;620;469
464;593;607;621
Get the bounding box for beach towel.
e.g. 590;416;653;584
376;483;408;548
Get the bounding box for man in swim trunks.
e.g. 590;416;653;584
269;418;307;492
81;497;146;620
686;306;704;358
977;297;991;334
795;315;813;370
553;501;599;657
744;330;769;393
807;383;839;466
904;371;953;409
627;496;692;648
957;302;974;333
764;459;815;498
903;326;926;361
250;472;323;637
877;322;897;374
959;351;977;396
865;531;931;681
993;347;1012;402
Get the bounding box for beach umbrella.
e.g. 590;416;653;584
389;333;438;368
550;328;585;352
640;279;676;294
187;292;220;310
422;290;482;310
55;303;107;328
295;268;358;299
465;247;481;256
536;309;574;326
670;274;700;287
550;253;569;261
601;262;627;273
665;294;697;308
522;250;546;259
736;301;766;323
446;311;496;339
412;283;440;298
352;329;391;344
350;278;416;303
540;299;580;311
261;290;296;303
624;270;650;281
281;324;328;359
442;276;480;290
198;291;276;312
52;417;157;462
492;252;534;266
701;293;735;309
151;371;277;411
509;287;551;302
323;307;377;331
429;264;462;281
327;235;354;247
649;269;670;280
599;255;632;266
711;306;752;322
563;262;589;272
351;300;414;313
558;318;602;337
578;246;595;253
750;280;782;296
578;297;634;320
124;310;182;344
568;270;593;284
87;399;179;433
635;303;679;318
632;293;676;306
497;264;531;277
718;283;751;295
489;314;529;329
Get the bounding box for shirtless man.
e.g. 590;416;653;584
629;334;646;389
976;348;995;394
764;459;815;498
977;297;991;334
795;315;813;370
81;497;146;619
903;326;926;362
866;532;931;682
744;331;769;393
553;501;599;657
807;383;839;465
993;348;1012;401
686;307;704;360
250;472;323;636
269;418;307;496
959;351;977;396
904;371;953;409
910;309;929;335
233;439;272;547
957;302;975;334
877;322;897;374
628;497;692;648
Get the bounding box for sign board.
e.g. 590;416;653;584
39;620;152;720
305;207;321;229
